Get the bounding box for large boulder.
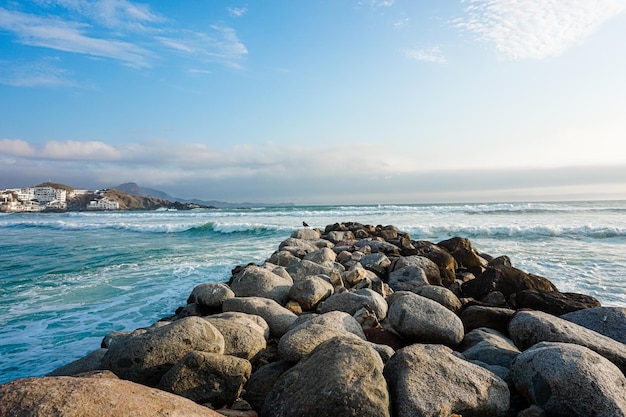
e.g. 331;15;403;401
277;323;357;362
561;306;626;344
360;252;392;276
509;289;601;315
386;292;464;346
229;265;292;305
508;310;626;374
412;285;462;313
46;349;107;376
158;351;251;408
288;275;334;310
242;361;293;412
222;297;297;338
391;255;442;286
101;317;225;386
460;305;516;334
510;342;626;417
0;376;223;417
290;228;321;240
263;337;390;417
461;328;520;368
462;265;558;299
285;259;342;283
206;311;270;340
203;318;266;361
302;247;337;266
388;265;429;292
384;344;509;417
437;236;488;275
317;288;388;320
187;283;235;311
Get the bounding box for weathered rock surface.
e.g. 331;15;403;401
187;283;235;310
229;265;292;305
46;349;107;376
509;289;601;315
386;292;464;345
384;344;510;417
285;259;342;283
460;305;516;334
561;306;626;344
317;288;388;320
288;275;334;310
388;265;429;292
242;361;293;412
204;318;267;361
462;265;558;299
391;255;443;286
0;376;223;417
206;311;270;340
222;297;297;338
263;337;390;417
461;328;520;368
158;351;251;408
508;310;626;374
290;310;367;339
510;342;626;417
278;323;359;362
101;317;225;386
290;228;321;240
412;284;462;313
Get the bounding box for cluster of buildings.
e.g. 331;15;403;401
0;185;120;212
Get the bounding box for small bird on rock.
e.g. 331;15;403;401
302;221;309;227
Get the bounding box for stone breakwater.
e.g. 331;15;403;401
2;222;626;417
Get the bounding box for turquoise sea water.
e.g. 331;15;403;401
1;201;625;383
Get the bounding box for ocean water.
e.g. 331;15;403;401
1;201;625;383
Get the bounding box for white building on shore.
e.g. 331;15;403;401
87;196;120;210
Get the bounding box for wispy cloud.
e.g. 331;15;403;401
456;0;626;60
0;58;76;87
228;7;248;18
0;1;249;77
0;7;154;68
394;18;409;30
405;46;447;64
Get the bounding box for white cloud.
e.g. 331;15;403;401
405;46;447;64
0;139;36;157
456;0;626;60
0;58;75;87
0;7;153;68
40;140;123;160
228;7;248;17
394;18;409;30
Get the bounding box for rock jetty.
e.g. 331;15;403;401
2;222;626;417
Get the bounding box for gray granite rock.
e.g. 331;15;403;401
561;306;626;344
222;297;297;338
229;265;292;305
510;342;626;417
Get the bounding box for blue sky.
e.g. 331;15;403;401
1;0;626;204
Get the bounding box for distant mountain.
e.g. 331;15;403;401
112;182;293;209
